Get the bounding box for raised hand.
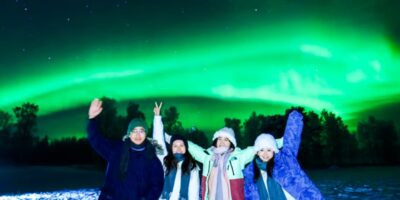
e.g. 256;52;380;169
288;110;303;121
282;110;304;157
88;98;103;119
153;101;163;116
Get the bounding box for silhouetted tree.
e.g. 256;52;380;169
298;110;324;167
0;110;13;161
320;110;354;166
3;100;396;168
126;102;145;121
186;127;209;149
163;106;184;135
97;97;124;140
260;114;285;139
357;117;399;165
225;118;247;148
125;101;146;134
243;112;263;148
379;119;399;164
31;136;50;164
43;137;93;165
12;103;39;163
0;110;12;130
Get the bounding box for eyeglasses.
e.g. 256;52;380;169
131;129;146;134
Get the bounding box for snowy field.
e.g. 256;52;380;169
0;189;99;200
0;166;399;199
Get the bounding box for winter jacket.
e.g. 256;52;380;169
244;111;324;200
188;141;254;200
153;116;200;200
243;162;292;200
87;118;164;200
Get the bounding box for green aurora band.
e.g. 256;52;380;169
1;19;399;139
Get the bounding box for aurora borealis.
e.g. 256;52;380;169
1;0;399;139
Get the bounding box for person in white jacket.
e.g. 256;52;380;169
153;102;200;200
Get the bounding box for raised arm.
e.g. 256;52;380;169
188;141;209;164
87;98;119;160
282;110;304;157
152;102;168;162
237;146;255;167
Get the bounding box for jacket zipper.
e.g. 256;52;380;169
229;160;235;175
207;160;211;176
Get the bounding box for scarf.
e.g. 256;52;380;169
256;160;286;200
174;153;185;162
162;157;190;200
256;157;267;170
208;147;232;200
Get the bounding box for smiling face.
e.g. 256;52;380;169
216;136;231;148
257;147;275;162
172;139;186;154
129;126;146;145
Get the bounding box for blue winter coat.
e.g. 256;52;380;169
87;118;164;200
244;111;324;200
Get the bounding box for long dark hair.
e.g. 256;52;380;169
252;154;275;182
164;150;196;175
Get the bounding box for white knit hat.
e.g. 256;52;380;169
254;133;279;153
212;127;237;147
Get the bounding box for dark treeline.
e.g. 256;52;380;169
0;97;399;168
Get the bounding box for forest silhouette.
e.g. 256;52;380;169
0;97;399;168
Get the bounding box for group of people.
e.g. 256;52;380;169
87;99;324;200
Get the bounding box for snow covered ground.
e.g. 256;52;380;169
0;189;99;200
1;182;400;200
0;166;399;199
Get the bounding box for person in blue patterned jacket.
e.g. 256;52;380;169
87;98;164;200
243;110;324;200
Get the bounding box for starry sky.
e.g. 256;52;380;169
1;0;400;140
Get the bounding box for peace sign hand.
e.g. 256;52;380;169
153;101;163;116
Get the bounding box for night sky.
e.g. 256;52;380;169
1;0;399;140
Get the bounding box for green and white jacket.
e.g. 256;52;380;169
188;140;254;200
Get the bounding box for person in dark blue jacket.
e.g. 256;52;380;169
87;98;164;200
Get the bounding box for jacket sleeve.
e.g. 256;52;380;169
188;141;208;164
188;166;200;200
86;118;119;160
146;158;165;200
237;146;255;168
276;137;283;149
153;115;167;163
282;110;304;157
